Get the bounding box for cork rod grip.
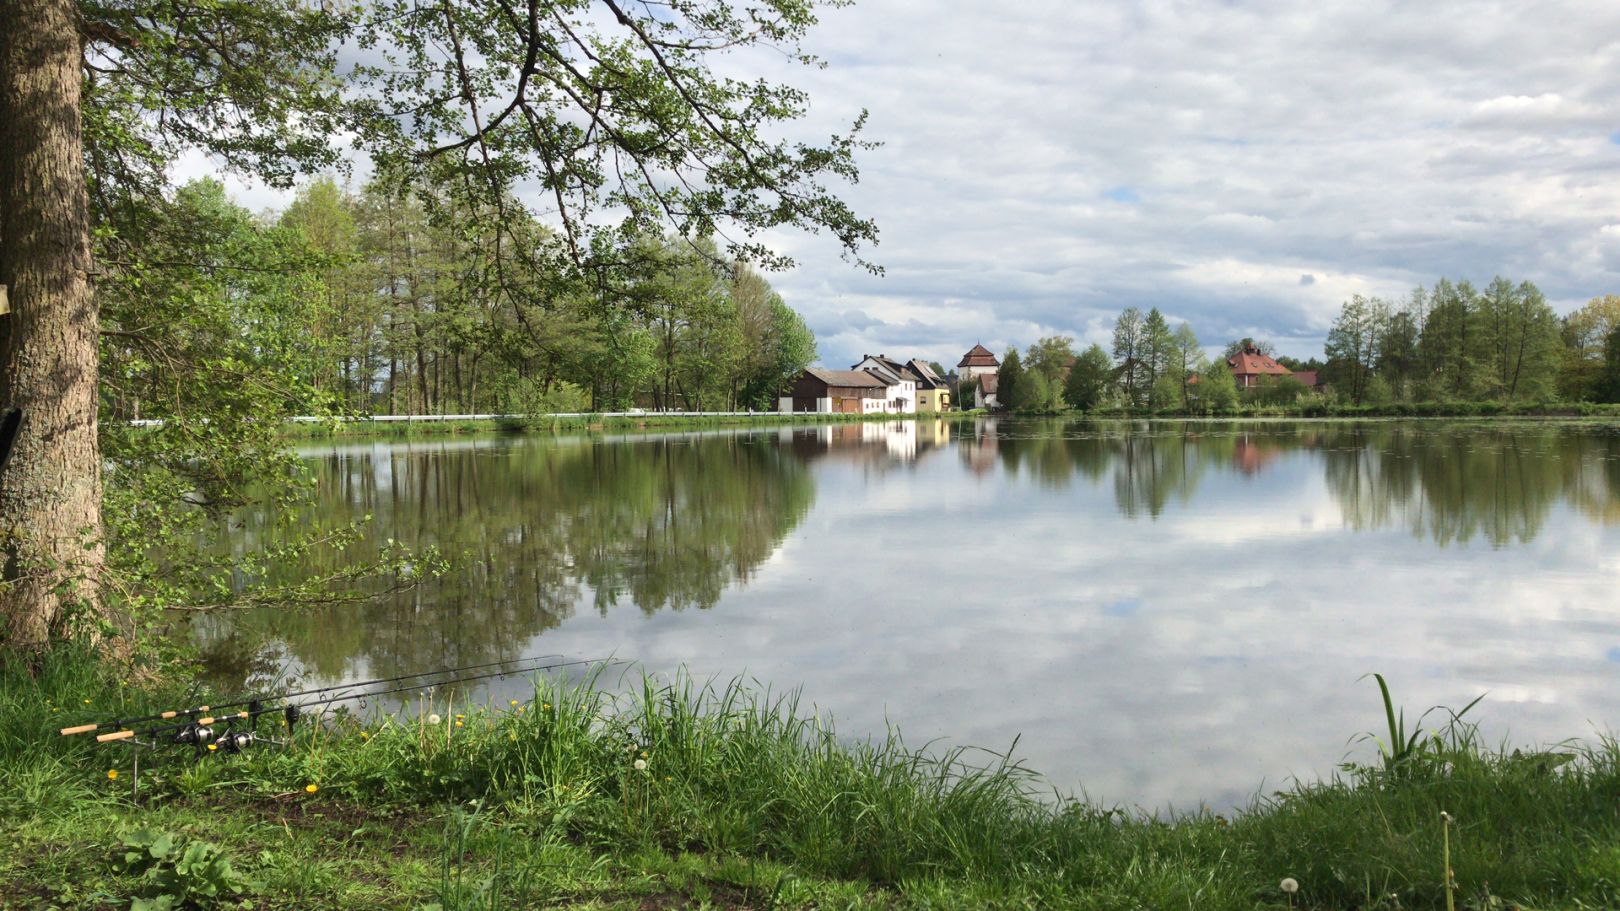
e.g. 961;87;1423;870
97;730;136;742
60;724;99;736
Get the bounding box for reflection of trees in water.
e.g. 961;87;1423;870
203;435;815;685
1322;425;1620;547
976;419;1620;537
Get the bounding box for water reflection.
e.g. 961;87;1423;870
203;432;817;684
980;420;1620;544
199;419;1620;807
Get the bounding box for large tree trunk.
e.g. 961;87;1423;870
0;0;107;652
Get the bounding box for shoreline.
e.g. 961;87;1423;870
7;658;1616;910
267;405;1620;440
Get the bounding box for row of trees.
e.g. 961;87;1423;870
989;308;1241;414
105;177;819;422
985;282;1620;416
1323;280;1620;405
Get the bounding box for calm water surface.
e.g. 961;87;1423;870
202;419;1620;809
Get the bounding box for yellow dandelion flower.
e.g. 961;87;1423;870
455;721;464;728
107;769;119;781
509;700;519;707
207;744;218;752
83;699;91;704
305;784;319;794
542;703;551;711
509;733;517;741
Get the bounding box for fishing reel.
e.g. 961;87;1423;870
172;722;216;748
219;730;256;753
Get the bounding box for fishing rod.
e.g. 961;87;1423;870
94;654;619;745
62;651;574;737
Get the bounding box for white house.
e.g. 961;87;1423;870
851;355;916;414
974;373;999;410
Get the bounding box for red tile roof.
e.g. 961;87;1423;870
1291;370;1320;388
958;344;999;368
977;373;998;394
1227;347;1291;378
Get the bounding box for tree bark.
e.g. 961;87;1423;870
0;0;107;652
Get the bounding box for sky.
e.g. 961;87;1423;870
186;0;1620;370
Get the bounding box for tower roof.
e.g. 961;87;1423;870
957;344;999;368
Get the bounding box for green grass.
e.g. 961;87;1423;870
5;653;1619;909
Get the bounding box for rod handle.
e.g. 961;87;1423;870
60;724;99;736
97;730;135;742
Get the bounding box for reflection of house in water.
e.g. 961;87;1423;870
1232;435;1282;475
957;418;1001;477
778;420;938;467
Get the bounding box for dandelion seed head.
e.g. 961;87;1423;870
1280;878;1299;894
633;758;647;772
427;713;442;725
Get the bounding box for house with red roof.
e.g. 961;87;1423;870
1227;344;1293;389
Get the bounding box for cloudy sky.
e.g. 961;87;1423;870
749;0;1620;368
195;0;1620;370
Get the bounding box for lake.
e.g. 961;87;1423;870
201;418;1620;810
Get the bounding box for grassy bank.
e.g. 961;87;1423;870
1057;400;1620;420
6;656;1618;910
280;410;986;440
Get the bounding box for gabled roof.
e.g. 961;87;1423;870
907;359;947;389
977;373;999;394
860;361;903;385
804;367;887;388
958;344;999;368
1226;346;1291;377
1291;370;1320;388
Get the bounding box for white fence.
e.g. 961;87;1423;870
129;411;779;428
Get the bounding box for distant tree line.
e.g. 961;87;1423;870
986;280;1620;414
1322;281;1620;405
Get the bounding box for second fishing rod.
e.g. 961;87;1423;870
95;655;621;744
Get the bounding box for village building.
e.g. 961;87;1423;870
1226;344;1325;391
974;372;999;410
1226;344;1293;389
957;344;1000;380
778;367;890;414
851;355;917;414
905;359;953;412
